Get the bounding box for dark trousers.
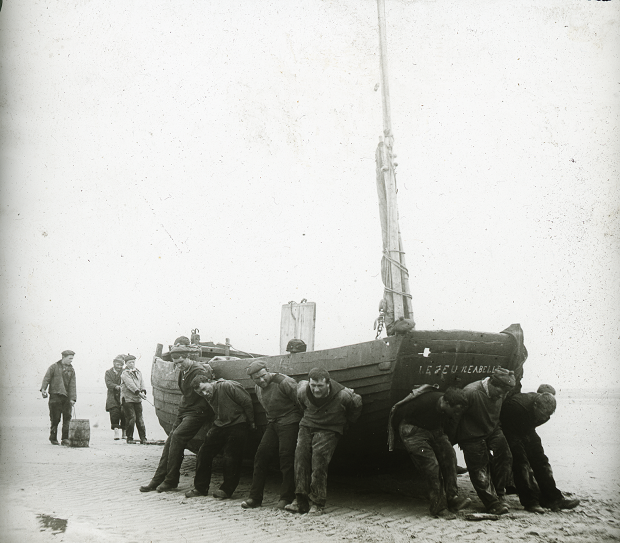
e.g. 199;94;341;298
123;401;147;441
194;423;249;496
400;423;459;515
504;428;563;508
108;405;125;430
294;425;340;507
151;411;207;487
49;394;72;440
249;422;299;504
459;426;513;510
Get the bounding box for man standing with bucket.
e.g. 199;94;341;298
40;350;77;446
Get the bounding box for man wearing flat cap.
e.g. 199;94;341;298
121;355;148;444
40;350;77;446
105;355;126;441
501;388;580;513
184;375;255;500
139;344;213;493
456;367;515;515
240;360;302;510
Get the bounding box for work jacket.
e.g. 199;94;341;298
41;361;77;402
297;379;362;435
457;378;504;443
255;373;302;425
121;368;146;403
105;367;123;411
500;392;550;436
208;379;255;428
178;361;213;417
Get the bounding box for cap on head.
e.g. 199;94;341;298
125;354;136;362
247;360;268;376
170;345;192;355
490;367;516;390
308;367;330;382
286;338;307;353
537;384;556;395
534;392;557;417
113;355;125;364
174;336;191;346
62;350;75;357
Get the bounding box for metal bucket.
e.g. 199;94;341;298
68;418;90;447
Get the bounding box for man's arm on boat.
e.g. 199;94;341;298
342;389;363;424
227;381;256;427
280;376;302;410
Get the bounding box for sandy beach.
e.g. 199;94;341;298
0;388;618;542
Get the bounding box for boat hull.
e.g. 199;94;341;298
151;327;524;462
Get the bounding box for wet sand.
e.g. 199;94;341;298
0;389;618;542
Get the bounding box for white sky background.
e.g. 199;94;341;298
1;0;618;393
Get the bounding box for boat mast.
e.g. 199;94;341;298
375;0;414;335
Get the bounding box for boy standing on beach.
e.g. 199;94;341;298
121;355;148;444
105;355;126;440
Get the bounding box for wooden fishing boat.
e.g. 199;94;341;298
150;0;528;464
151;325;526;462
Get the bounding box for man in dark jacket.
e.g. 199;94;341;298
391;386;471;518
104;355;126;440
501;389;579;513
139;344;213;493
240;360;302;510
41;350;77;446
456;367;515;515
184;376;255;499
285;368;362;515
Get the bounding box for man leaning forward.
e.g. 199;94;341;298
285;368;362;515
185;376;255;499
241;360;302;510
139;344;213;493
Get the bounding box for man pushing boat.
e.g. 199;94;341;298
139;343;213;493
240;360;303;510
285;368;362;515
389;385;472;518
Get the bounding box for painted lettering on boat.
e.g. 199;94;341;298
419;364;498;376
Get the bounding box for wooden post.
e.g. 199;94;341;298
280;301;316;354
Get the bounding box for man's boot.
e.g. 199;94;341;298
114;428;121;440
122;429;127;439
49;430;59;445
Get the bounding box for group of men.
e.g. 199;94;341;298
40;346;579;518
41;350;149;445
139;342;362;515
390;367;580;517
104;354;148;444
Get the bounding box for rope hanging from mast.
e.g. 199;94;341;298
374;0;415;337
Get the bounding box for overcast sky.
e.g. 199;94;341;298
1;0;618;394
